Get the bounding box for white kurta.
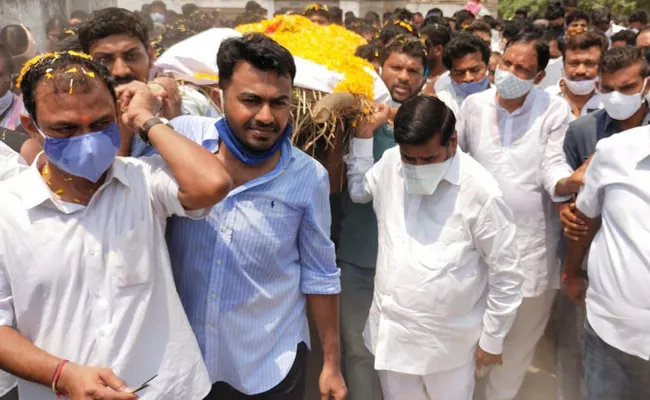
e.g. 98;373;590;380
457;88;571;297
346;141;524;376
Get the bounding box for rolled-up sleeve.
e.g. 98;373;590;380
298;168;341;295
472;197;524;354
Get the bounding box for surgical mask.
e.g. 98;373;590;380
601;81;647;121
495;68;535;100
215;118;292;166
36;122;120;183
402;155;453;196
150;12;165;23
451;75;489;99
564;77;596;96
0;90;13;116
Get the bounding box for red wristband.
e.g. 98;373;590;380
51;359;69;396
562;273;569;283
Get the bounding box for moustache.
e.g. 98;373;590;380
113;75;139;86
245;121;280;133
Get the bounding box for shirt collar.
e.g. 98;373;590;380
495;87;538;116
20;153;130;211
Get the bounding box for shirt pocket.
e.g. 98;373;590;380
108;223;153;288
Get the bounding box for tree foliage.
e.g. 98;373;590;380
498;0;643;20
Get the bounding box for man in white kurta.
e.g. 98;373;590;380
456;34;571;400
345;96;524;400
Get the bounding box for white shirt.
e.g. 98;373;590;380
0;155;211;399
435;85;462;117
576;126;650;360
346;141;524;375
434;71;452;95
457;88;571;297
0;141;25;397
537;57;564;90
545;79;604;120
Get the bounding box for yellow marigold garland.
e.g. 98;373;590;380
16;51;93;88
236;15;375;100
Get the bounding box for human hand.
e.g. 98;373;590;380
476;347;503;369
559;202;588;241
563;275;586;305
56;362;138;400
116;81;161;131
319;364;347;400
355;104;391;139
152;76;183;120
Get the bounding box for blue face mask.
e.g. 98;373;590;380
150;12;165;23
215;118;292;166
451;75;489;99
36;122;121;183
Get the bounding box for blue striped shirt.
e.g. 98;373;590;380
166;116;341;394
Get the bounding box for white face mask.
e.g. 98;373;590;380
495;68;535;100
0;90;13;116
601;81;647;121
402;155;453;196
564;77;596;96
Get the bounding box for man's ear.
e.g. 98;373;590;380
20;113;42;143
534;70;546;85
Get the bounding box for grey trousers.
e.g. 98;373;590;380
339;261;383;400
556;290;587;400
0;388;18;400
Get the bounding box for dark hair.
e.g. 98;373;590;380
465;19;492;36
376;21;417;46
0;46;14;75
352;23;378;37
380;35;428;71
421;15;451;31
427;8;443;18
392;8;413;23
217;33;296;88
565;10;590;26
515;7;529;18
181;3;199;16
503;18;529;42
70;10;89;21
443;32;490;70
330;6;343;24
629;11;648;26
18;53;116;120
600;46;648;77
562;31;608;60
355;42;382;62
134;11;155;33
0;25;31;56
78;8;150;53
394;96;456;146
506;32;550;72
610;30;637;47
304;5;331;22
563;0;578;7
150;1;167;10
364;11;380;25
545;5;564;21
420;20;452;49
453;10;475;27
591;8;611;26
55;35;83;52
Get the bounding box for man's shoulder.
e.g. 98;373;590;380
568;109;607;136
287;146;329;182
595;125;650;161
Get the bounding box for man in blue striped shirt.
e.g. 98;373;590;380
166;33;346;400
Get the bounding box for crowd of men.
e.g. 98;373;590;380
0;0;648;399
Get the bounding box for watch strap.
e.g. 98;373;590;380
139;117;170;145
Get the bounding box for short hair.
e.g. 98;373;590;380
503;18;529;42
611;30;637;47
376;21;417;46
380;35;428;71
70;10;89;21
55;35;83;52
427;8;443;18
18;52;116;120
330;7;343;24
0;46;14;75
562;31;607;59
304;4;331;22
352;24;378;38
365;11;380;26
465;19;492;36
0;25;31;57
443;32;490;70
217;33;296;88
600;46;648;77
78;8;150;53
421;15;451;31
394;96;456;146
420;18;452;50
515;7;529;18
564;0;578;7
392;8;413;23
545;5;564;21
150;1;167;11
629;11;648;25
565;10;590;26
355;42;382;62
454;10;475;27
506;32;550;72
591;8;611;25
182;3;200;17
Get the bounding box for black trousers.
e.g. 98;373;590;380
204;342;308;400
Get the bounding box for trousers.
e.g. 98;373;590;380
378;361;475;400
556;289;587;400
339;262;383;400
484;289;557;400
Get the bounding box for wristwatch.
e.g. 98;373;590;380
139;117;172;145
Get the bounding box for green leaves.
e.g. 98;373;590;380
498;0;640;20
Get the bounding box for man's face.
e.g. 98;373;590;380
413;14;423;28
594;20;610;33
630;21;644;31
566;19;588;36
637;30;650;48
450;51;487;84
611;40;627;48
488;53;501;84
47;28;60;52
150;4;166;14
222;61;292;152
500;42;543;83
0;58;11;97
471;31;492;47
399;132;457;166
308;14;329;26
381;51;425;103
89;34;153;85
564;47;600;81
599;63;648;96
548;39;562;59
24;75;116;143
